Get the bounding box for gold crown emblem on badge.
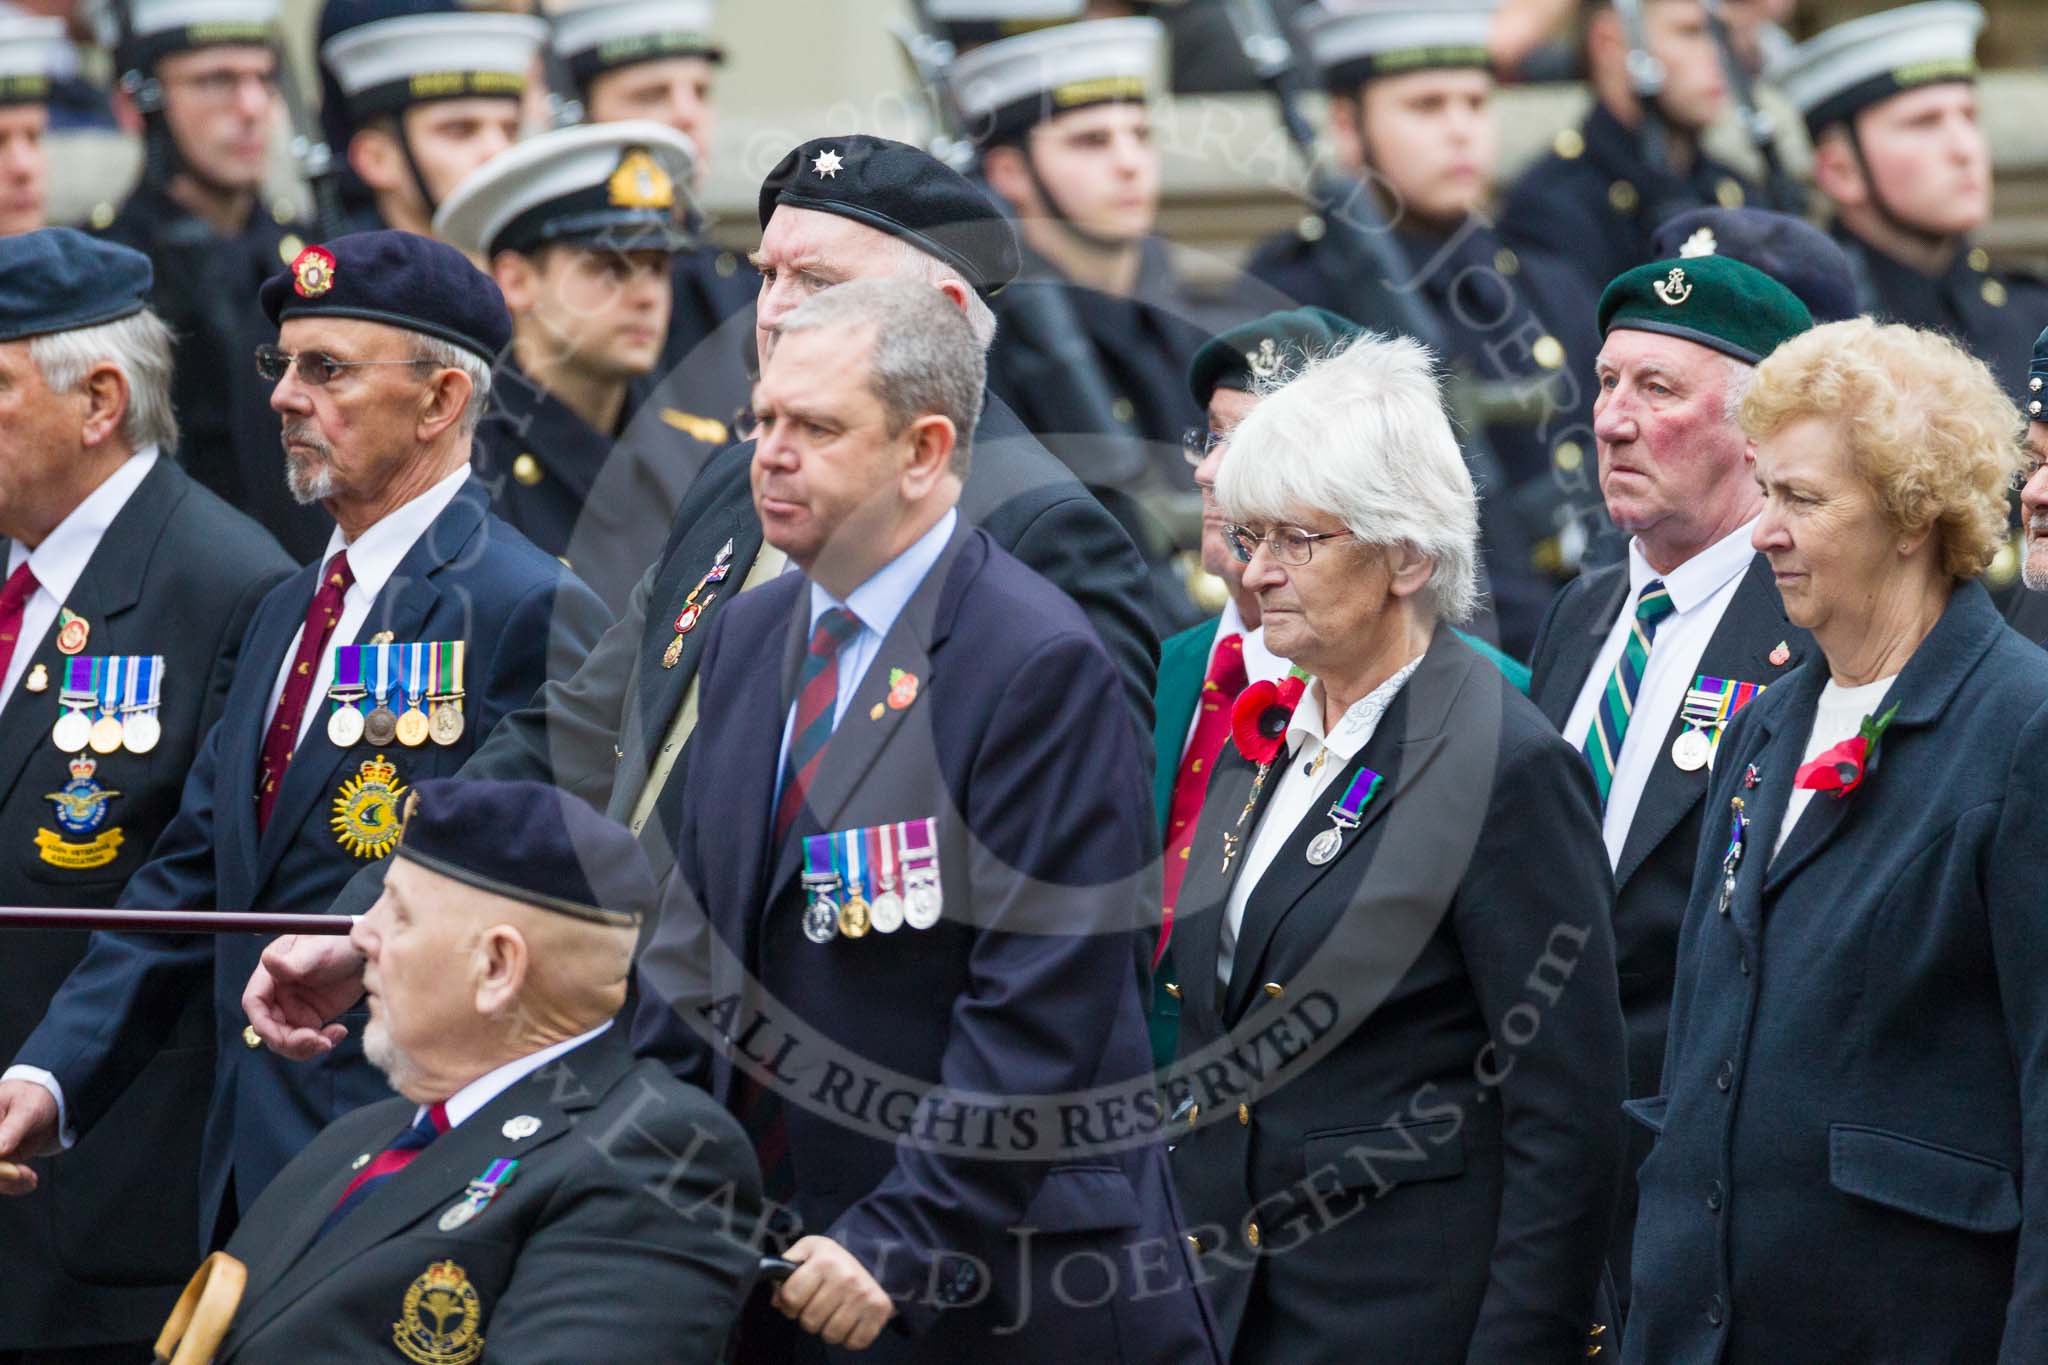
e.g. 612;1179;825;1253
292;245;336;299
1653;267;1693;307
69;754;97;780
423;1260;467;1292
360;755;398;786
608;147;675;210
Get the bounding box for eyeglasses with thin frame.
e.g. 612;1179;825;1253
1181;425;1225;469
1223;523;1357;566
254;345;426;386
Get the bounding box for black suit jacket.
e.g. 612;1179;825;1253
0;458;291;1348
1527;552;1807;1310
215;1027;763;1362
1169;628;1626;1363
326;392;1160;920
633;528;1222;1364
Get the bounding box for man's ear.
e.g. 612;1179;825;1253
1810;127;1867;208
901;413;957;497
1327;92;1366;177
348;125;401;193
472;924;529;1016
77;362;130;451
932;278;972;315
417;365;476;444
493;250;540;314
980;143;1032;215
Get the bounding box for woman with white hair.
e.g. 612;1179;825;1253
1165;333;1627;1362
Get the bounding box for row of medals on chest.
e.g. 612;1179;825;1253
325;653;465;748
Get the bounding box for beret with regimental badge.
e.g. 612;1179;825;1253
259;229;511;364
2025;324;2048;421
757;134;1021;297
1769;0;1983;138
947;16;1164;146
113;0;280;73
1187;305;1363;406
1599;255;1813;366
321;6;544;124
0;229;152;343
1649;207;1859;324
551;0;723;94
0;16;67;106
434;121;696;259
1297;0;1498;92
394;779;653;927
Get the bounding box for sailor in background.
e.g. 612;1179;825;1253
0;16;67;239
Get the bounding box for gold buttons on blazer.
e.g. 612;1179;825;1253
1246;1220;1262;1248
1263;982;1285;1000
1237;1103;1250;1126
242;1025;262;1050
512;453;544;486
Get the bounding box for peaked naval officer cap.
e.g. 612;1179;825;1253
0;229;153;342
259;228;512;364
1297;0;1499;92
2024;325;2048;421
321;8;545;125
758;135;1022;297
551;0;722;94
1768;0;1984;138
1187;305;1363;407
394;779;655;927
0;16;68;107
1598;255;1813;367
1649;207;1860;325
434;121;697;259
116;0;280;70
947;16;1165;147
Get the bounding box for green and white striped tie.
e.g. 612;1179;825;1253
1582;580;1677;803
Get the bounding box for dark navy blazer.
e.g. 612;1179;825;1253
634;527;1222;1365
14;479;609;1248
1625;582;2048;1362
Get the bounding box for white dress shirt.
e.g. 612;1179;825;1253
262;464;470;747
1561;520;1760;868
1179;596;1287;761
774;508;957;791
434;1020;611;1131
1;448;159;709
1773;673;1896;859
1216;655;1423;989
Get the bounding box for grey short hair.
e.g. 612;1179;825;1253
879;235;999;351
406;334;493;439
1216;332;1481;624
778;277;987;474
1722;353;1756;424
28;309;180;453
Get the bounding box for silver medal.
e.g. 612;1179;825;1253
1671;728;1711;772
437;1200;479;1232
52;709;91;753
1305;826;1344;866
903;873;942;930
327;704;365;747
868;890;905;934
803;896;840;944
122;711;161;754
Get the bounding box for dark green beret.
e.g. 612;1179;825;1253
2027;323;2048;421
1187;305;1363;407
1598;255;1813;366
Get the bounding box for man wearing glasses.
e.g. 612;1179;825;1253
93;0;330;564
0;231;608;1262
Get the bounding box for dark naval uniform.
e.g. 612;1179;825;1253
987;239;1214;634
96;183;329;563
1502;106;1756;299
1246;218;1604;656
661;228;759;378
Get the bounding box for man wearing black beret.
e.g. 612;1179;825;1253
1;230;611;1258
247;136;1159;1027
201;778;762;1362
0;229;292;1363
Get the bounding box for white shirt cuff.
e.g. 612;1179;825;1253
1;1064;76;1150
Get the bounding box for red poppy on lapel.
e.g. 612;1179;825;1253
1793;701;1899;800
1230;674;1308;766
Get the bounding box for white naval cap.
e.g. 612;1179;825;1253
1769;0;1984;137
947;15;1164;146
1296;0;1498;92
550;0;722;92
433;119;697;259
321;10;545;122
0;17;68;106
113;0;278;67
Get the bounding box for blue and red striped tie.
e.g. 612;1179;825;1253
772;607;862;847
315;1101;449;1241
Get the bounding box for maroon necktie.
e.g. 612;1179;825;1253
771;607;862;847
1159;634;1248;962
0;562;38;689
257;550;352;831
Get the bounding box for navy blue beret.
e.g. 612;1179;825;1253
1648;208;1860;325
394;779;653;926
1188;305;1363;406
757;134;1021;296
0;228;152;343
259;229;510;363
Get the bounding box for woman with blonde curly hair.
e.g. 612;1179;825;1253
1624;319;2048;1363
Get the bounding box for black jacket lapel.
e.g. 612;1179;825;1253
1534;564;1628;730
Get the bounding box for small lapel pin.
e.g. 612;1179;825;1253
1769;641;1790;667
1743;763;1760;790
869;701;885;721
351;1152;371;1170
370;630;396;646
24;662;47;692
501;1115;541;1141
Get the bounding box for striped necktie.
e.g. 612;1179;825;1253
772;606;862;846
1582;580;1678;803
315;1101;449;1241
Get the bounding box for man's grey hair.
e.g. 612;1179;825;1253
779;277;987;475
879;235;999;352
28;309;180;453
1722;353;1755;424
1216;331;1481;624
407;335;493;439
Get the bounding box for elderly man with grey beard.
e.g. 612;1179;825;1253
0;230;609;1262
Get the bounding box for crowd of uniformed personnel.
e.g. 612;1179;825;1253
0;0;2045;1360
